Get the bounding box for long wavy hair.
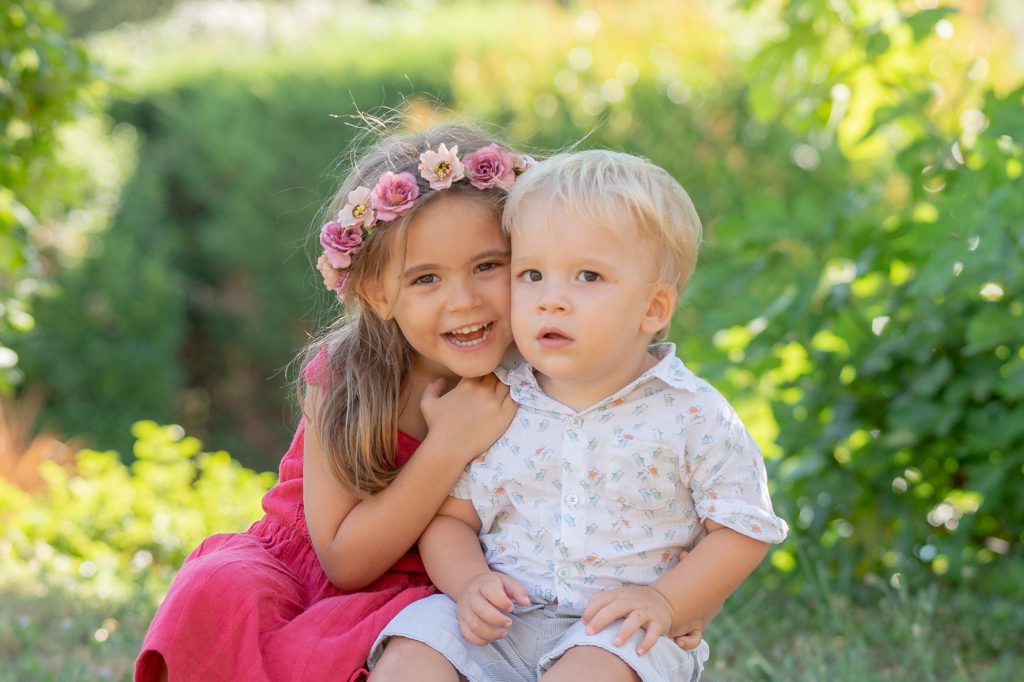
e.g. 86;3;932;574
298;121;515;497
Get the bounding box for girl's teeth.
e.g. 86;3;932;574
451;323;486;334
448;322;492;347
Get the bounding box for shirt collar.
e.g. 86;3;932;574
497;343;699;415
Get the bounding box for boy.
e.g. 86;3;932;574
369;150;788;681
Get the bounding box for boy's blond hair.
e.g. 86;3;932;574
503;149;703;298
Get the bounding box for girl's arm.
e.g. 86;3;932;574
303;376;516;592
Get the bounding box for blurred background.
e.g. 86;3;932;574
1;0;1022;679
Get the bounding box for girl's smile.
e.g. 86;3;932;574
370;192;513;382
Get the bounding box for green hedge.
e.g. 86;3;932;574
13;0;1024;588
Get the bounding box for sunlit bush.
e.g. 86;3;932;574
0;421;274;604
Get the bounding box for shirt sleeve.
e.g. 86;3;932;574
684;389;788;543
299;345;332;387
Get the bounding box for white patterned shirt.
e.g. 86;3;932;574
452;344;788;615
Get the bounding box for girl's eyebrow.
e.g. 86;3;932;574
402;249;511;279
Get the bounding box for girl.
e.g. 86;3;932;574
135;122;534;681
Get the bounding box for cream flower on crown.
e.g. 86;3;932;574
337;186;375;228
418;143;465;190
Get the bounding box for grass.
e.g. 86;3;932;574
3;576;1021;681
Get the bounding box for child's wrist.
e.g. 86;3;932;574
648;584;679;633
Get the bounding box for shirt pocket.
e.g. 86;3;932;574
598;439;678;511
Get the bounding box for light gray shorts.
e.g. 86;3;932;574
368;593;708;682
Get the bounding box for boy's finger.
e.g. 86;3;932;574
612;610;646;646
499;574;532;606
464;603;511;635
635;621;662;656
581;592;611;623
480;579;515;611
584;602;629;635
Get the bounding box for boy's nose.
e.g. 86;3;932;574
537;289;570;314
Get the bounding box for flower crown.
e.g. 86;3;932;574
317;142;535;295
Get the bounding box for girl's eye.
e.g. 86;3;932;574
475;261;505;274
577;270;601;282
413;274;439;285
518;270;542;283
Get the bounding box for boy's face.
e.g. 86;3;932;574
510;199;673;404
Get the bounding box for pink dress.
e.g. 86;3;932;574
135;353;435;681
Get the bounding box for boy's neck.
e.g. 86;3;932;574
535;348;659;413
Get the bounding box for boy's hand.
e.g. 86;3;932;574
581;585;674;656
456;571;531;645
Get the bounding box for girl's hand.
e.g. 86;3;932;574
421;374;517;459
455;570;531;645
673;628;704;650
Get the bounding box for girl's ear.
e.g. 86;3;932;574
640;283;677;336
361;279;394;320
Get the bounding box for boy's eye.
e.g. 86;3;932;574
577;270;601;282
413;274;439;285
518;270;542;282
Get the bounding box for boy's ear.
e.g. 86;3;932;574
640;283;677;336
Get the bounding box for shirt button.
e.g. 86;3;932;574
570;417;583;427
557;567;569;579
566;494;579;507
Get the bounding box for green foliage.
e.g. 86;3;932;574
0;420;274;603
0;0;102;388
448;0;1023;586
12;0;1024;588
13;19;462;461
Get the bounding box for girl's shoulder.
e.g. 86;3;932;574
300;344;333;388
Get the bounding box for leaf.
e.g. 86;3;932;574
964;308;1022;355
904;7;960;43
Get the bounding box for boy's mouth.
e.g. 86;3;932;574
444;321;494;347
537;327;573;347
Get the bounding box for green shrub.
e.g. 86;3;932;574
13;0;1024;588
0;0;102;387
0;420;274;603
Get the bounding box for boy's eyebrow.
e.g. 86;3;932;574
402;248;510;278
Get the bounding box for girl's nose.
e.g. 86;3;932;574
446;280;483;312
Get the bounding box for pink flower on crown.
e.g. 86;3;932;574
320;220;364;269
463;144;516;190
418;143;465;190
512;153;537;176
371;171;420;222
316;254;345;293
338;186;375;228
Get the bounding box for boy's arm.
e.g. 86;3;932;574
650;519;769;632
582;520;768;654
419;496;531;645
418;496;488;596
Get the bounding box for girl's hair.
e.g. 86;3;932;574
299;121;514;497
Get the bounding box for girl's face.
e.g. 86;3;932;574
368;193;513;382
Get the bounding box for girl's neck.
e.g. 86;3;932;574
397;355;458;441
